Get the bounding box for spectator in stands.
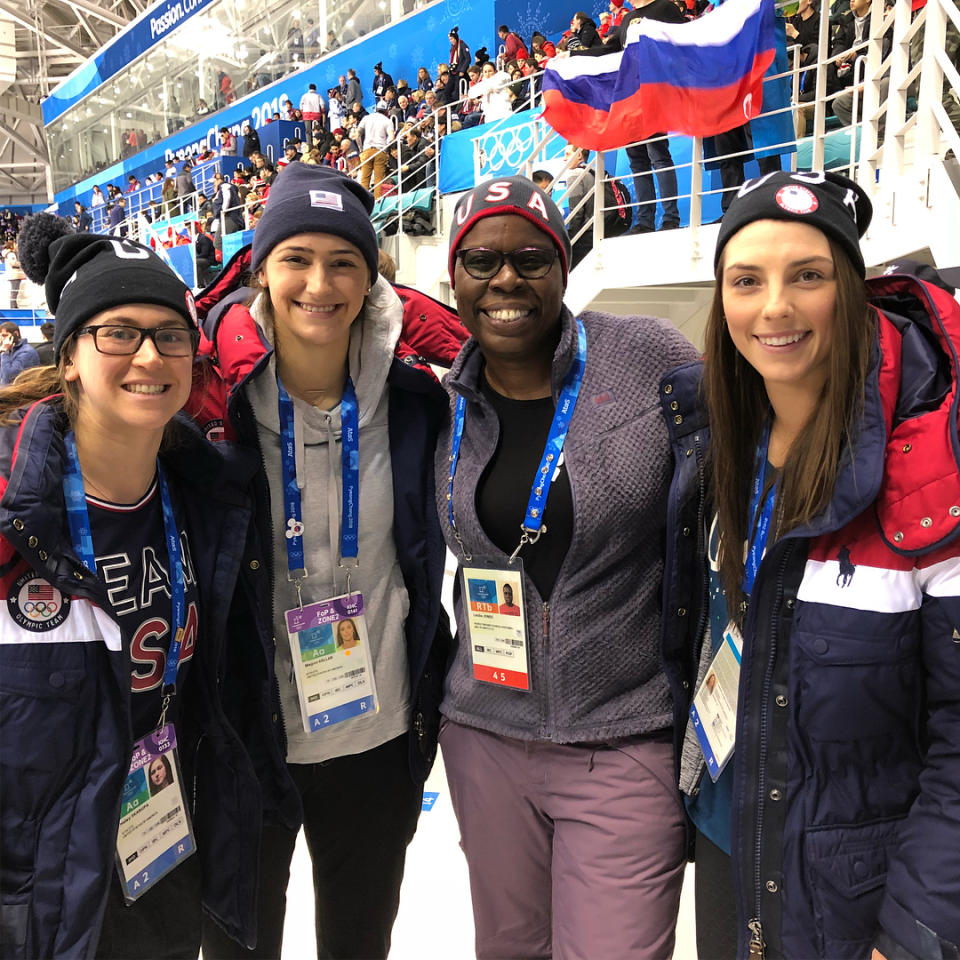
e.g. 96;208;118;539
146;199;163;223
417;90;440;122
531;169;553;191
449;27;471;76
220;71;237;105
344;69;363;111
107;199;127;237
457;68;484;127
176;161;195;216
564;146;596;266
358;104;395;199
325;29;339;52
831;0;872;92
74;202;91;233
569;12;604;50
498;24;529;61
328;87;346;131
90;185;105;208
397;94;418;122
470;61;513;124
219;127;238;156
242;122;261;158
196;98;210;115
213;173;244;234
786;0;819;47
304;18;320;58
195;219;220;286
1;243;23;308
351;100;369;122
300;83;324;126
435;65;459;107
0;322;40;385
372;62;394;100
398;129;432;190
277;141;300;172
531;32;556;66
162;175;178;217
395;77;411;99
417;67;434;93
287;17;303;62
34;321;55;365
126;175;141;194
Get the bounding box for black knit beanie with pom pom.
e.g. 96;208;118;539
17;213;197;364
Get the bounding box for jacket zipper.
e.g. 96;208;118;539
745;542;791;957
542;603;549;644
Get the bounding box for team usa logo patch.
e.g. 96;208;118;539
185;289;198;325
775;185;819;215
8;571;71;631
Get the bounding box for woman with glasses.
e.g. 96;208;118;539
0;216;294;959
437;176;699;959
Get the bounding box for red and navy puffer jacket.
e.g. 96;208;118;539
660;271;960;960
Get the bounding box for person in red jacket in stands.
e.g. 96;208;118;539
498;24;529;61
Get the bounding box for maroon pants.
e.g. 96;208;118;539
440;720;686;960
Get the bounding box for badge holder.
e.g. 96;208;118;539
285;559;379;733
462;551;532;691
689;622;744;781
114;718;196;903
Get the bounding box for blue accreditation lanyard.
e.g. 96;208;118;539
743;422;777;596
277;375;359;602
447;317;587;560
63;431;186;726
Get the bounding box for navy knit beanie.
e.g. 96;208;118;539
448;176;571;288
251;164;379;281
715;171;872;276
17;214;197;364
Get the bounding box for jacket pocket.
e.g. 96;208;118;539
804;817;902;959
792;611;921;742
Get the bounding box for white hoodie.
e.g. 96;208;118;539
247;277;411;764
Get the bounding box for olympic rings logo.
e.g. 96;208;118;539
23;600;59;618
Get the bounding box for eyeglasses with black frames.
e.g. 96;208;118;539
76;325;200;357
456;247;559;280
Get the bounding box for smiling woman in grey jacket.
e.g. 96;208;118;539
436;176;700;960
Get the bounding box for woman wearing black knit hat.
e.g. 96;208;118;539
437;175;699;958
0;216;296;959
194;163;454;960
662;170;960;958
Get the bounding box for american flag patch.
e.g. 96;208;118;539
309;190;343;211
28;583;54;600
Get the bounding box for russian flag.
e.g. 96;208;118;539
541;0;778;151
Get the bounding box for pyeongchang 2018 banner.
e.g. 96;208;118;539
541;0;778;151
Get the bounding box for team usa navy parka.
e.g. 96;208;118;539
660;272;960;959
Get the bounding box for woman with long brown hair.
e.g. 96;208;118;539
661;171;960;959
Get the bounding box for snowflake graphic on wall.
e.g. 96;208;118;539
443;0;472;20
514;0;551;39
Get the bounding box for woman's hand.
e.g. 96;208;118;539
871;950;888;960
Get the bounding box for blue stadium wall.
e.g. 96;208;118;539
53;0;498;213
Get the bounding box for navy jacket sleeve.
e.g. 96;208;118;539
877;550;960;958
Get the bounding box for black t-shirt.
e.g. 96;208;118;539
87;481;199;739
475;375;574;602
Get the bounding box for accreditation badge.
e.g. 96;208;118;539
285;591;379;733
689;621;743;782
462;558;530;691
115;723;195;903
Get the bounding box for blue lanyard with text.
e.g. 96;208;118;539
743;421;777;596
277;375;359;598
63;431;186;722
447;317;587;560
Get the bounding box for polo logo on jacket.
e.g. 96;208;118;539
836;546;855;588
7;571;71;631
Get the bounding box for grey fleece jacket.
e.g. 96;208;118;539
436;307;699;743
